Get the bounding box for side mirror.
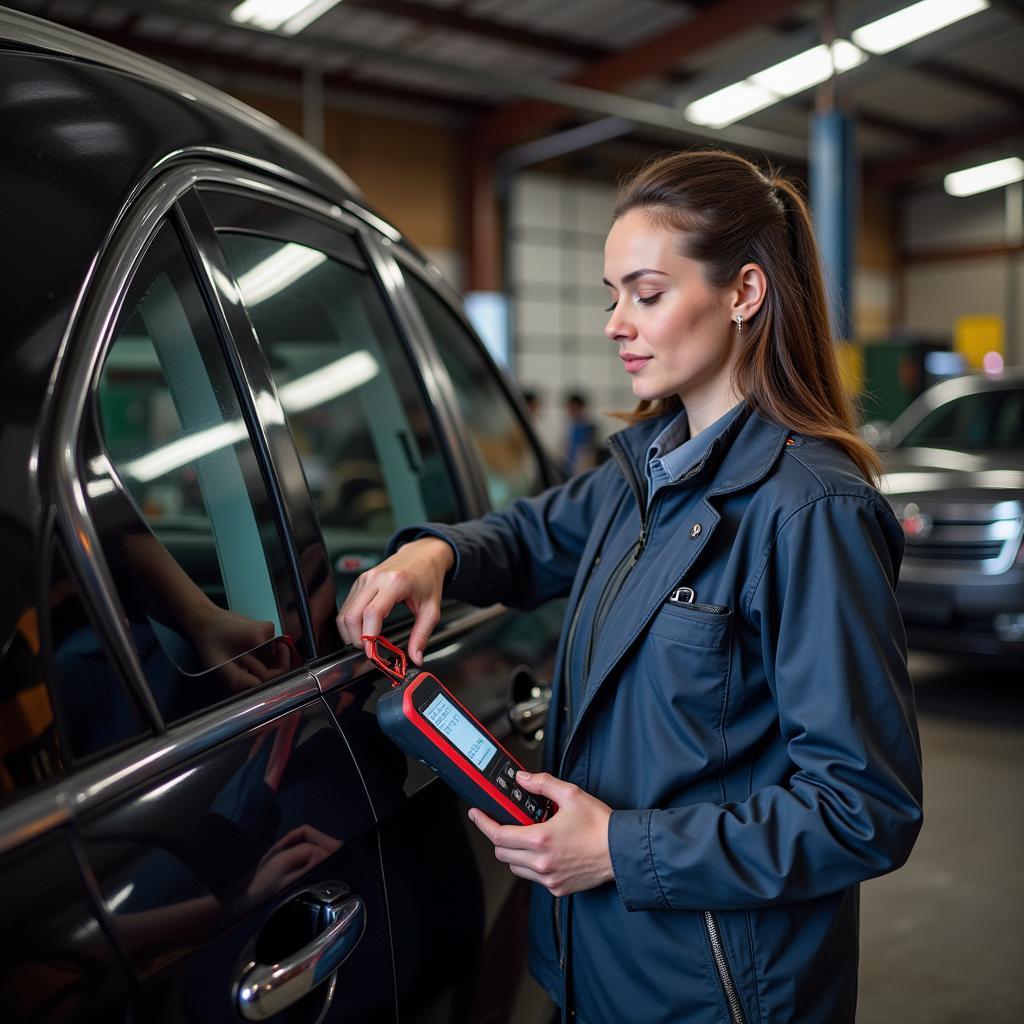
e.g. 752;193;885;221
860;420;892;451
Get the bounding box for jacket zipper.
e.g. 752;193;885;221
582;539;638;680
580;437;653;681
703;911;747;1024
562;554;601;737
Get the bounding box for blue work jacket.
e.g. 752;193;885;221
398;404;923;1024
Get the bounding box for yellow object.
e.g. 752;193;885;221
954;316;1004;369
836;342;864;396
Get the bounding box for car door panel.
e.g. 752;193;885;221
75;697;396;1024
0;829;133;1023
189;179;565;1021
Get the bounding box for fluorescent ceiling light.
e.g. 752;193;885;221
944;156;1024;196
750;40;866;96
230;0;343;34
685;82;776;129
236;243;327;304
852;0;989;55
686;41;865;128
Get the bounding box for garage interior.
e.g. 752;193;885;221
8;1;1022;1020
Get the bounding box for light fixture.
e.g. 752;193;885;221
685;0;991;129
686;41;865;129
851;0;989;55
750;40;865;96
944;156;1024;197
230;0;343;35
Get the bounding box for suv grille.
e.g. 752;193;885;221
899;500;1023;573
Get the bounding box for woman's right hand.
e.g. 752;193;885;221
337;537;455;665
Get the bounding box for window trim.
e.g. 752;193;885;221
38;167;324;788
391;247;563;499
197;184;484;523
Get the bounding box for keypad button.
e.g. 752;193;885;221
496;775;508;791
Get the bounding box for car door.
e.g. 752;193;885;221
195;180;565;1023
0;542;136;1023
36;173;397;1024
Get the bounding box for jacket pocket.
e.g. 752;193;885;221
637;603;733;788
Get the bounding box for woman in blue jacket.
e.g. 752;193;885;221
339;149;923;1024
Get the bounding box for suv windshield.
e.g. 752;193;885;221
899;385;1024;451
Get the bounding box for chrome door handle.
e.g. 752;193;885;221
236;883;365;1022
508;666;551;738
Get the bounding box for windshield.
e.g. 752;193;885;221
899;386;1024;450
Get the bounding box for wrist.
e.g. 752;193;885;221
180;594;220;635
414;536;455;576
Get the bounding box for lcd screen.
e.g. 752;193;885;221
423;693;496;770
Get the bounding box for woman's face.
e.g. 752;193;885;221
603;208;739;411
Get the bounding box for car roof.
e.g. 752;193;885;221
887;368;1024;445
0;9;428;612
0;8;365;201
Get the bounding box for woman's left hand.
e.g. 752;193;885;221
468;771;614;897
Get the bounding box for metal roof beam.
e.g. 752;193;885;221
87;0;805;156
32;15;491;118
865;116;1024;186
913;59;1024;113
474;0;806;149
342;0;608;63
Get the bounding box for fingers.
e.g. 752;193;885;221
515;771;575;804
468;808;544;851
408;604;440;666
337;570;401;649
336;542;447;653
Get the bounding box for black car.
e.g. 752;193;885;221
0;9;565;1022
873;369;1024;661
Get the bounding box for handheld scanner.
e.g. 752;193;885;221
366;636;553;826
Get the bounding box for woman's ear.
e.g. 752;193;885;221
731;263;767;322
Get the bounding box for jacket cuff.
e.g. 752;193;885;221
608;809;668;912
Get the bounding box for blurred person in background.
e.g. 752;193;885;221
563;390;599;475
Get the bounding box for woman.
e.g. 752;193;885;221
339;149;923;1024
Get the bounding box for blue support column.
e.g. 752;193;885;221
810;110;857;342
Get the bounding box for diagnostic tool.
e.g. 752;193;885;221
367;636;553;826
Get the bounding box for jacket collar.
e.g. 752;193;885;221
608;402;790;500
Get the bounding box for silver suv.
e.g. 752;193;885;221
873;369;1024;660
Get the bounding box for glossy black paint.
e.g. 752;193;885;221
0;831;133;1021
77;701;395;1023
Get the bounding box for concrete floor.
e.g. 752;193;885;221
858;653;1024;1024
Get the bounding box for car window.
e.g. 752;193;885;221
218;233;460;619
900;387;1024;450
45;543;148;765
84;219;303;729
403;272;544;508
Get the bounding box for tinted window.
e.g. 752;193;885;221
219;233;459;614
85;220;302;727
404;272;543;507
47;544;147;763
900;387;1024;450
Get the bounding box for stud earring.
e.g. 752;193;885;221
734;314;743;334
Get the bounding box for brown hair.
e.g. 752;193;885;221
610;148;880;484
